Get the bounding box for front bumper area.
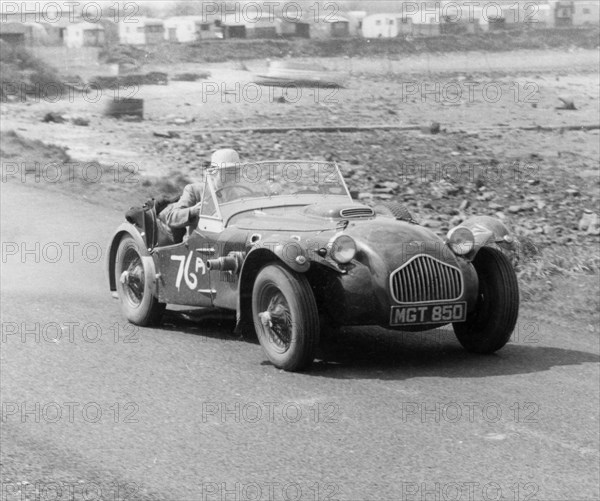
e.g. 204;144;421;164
316;254;478;330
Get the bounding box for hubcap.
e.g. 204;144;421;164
121;248;145;306
258;286;292;353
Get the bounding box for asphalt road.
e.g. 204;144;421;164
1;182;599;501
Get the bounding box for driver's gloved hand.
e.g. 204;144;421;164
190;202;202;218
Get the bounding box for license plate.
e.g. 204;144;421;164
390;302;467;326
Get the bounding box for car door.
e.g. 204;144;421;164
192;180;226;305
153;183;223;307
154;236;213;307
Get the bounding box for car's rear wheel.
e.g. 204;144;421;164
115;235;165;326
453;247;519;353
374;202;416;223
252;264;319;371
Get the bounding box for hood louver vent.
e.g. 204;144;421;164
340;207;375;218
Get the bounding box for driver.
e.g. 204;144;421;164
159;149;240;233
213;162;268;202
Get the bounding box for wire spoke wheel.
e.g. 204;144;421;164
121;248;145;306
258;287;293;353
114;235;165;326
252;264;319;372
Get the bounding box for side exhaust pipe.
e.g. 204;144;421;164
207;252;245;274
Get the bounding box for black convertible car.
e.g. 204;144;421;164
108;160;519;371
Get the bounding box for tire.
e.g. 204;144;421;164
374;202;416;223
453;247;519;354
252;264;319;371
114;235;165;326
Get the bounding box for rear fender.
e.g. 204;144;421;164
107;223;156;293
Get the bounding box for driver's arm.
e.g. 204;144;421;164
161;184;201;228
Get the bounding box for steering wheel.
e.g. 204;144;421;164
216;185;255;200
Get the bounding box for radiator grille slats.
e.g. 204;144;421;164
425;257;435;301
424;257;434;301
416;257;426;302
390;255;463;304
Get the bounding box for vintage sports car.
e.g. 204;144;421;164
107;161;519;372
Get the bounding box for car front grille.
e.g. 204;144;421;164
340;207;375;218
390;255;463;303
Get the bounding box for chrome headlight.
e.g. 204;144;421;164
446;227;475;256
328;234;356;264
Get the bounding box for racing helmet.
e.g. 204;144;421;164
210;149;240;169
210;149;240;192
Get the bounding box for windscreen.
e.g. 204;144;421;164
207;161;350;204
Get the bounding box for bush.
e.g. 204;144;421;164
0;43;63;101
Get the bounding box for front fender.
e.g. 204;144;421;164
257;237;311;273
234;239;311;336
459;216;517;259
107;222;154;292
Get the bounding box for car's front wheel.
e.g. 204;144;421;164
115;235;165;326
252;264;319;371
453;247;519;353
